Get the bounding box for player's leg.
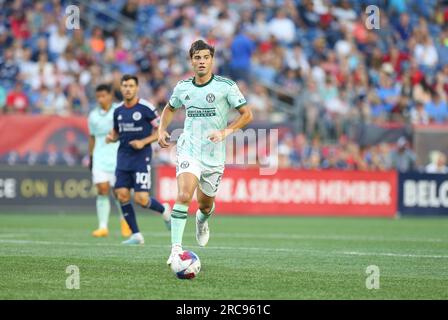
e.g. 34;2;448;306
108;172;131;237
92;182;111;237
115;170;144;245
195;188;215;247
195;167;223;246
134;192;171;230
91;169;112;237
166;172;199;265
133;166;171;230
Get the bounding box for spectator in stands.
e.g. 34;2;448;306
0;48;19;90
410;101;429;125
5;81;28;114
48;21;69;59
268;8;296;45
425;151;448;174
390;137;417;172
424;92;448;124
229;25;256;83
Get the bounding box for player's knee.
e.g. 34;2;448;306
97;186;109;196
176;191;193;205
116;192;130;204
134;194;149;207
198;202;213;214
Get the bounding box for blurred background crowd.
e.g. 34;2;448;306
0;0;447;172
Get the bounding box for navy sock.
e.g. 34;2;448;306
146;197;165;214
120;202;139;233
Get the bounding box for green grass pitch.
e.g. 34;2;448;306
0;212;447;299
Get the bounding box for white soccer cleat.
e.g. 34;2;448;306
121;233;144;245
162;203;171;230
196;210;210;247
167;244;182;266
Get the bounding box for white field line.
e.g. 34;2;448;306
0;233;29;238
1;229;447;244
1;239;448;259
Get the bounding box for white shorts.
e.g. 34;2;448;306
176;155;224;197
92;169;116;187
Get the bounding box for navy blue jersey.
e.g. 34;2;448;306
113;98;159;171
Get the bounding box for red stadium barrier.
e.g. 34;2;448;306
156;166;398;217
0;114;88;156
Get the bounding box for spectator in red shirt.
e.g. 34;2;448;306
5;82;29;114
9;11;30;40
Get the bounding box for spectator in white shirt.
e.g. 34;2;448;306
268;9;296;45
425;151;448;174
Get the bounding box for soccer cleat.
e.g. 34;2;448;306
195;210;210;247
166;244;182;266
162;203;172;230
92;228;109;238
120;218;132;237
121;233;144;245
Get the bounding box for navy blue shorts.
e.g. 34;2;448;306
114;166;151;192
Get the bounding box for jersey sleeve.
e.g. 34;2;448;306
168;83;183;109
227;83;247;109
146;106;160;128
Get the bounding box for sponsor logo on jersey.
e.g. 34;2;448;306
186;106;216;117
132;112;142;121
180;161;189;169
206;93;215;103
117;114;123;120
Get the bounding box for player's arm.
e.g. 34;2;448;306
105;129;119;143
208;105;253;143
129;130;159;150
158;104;177;148
88;135;95;171
106;108;120;144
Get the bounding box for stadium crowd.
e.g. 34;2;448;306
0;0;448;171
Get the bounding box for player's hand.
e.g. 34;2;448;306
158;130;171;148
105;133;115;144
208;129;231;143
129;140;145;150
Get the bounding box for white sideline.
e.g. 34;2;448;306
1;239;448;259
1;229;447;243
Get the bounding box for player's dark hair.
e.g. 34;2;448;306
95;84;112;93
189;40;215;58
121;74;139;86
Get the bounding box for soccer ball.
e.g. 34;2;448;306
170;250;201;279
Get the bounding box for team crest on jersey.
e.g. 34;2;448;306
206;93;215;103
180;161;189;169
132;112;142;121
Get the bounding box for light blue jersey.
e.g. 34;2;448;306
168;74;247;166
88;103;120;172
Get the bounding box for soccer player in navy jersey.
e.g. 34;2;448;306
106;74;171;245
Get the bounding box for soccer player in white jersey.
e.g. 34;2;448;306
88;84;131;238
158;40;253;264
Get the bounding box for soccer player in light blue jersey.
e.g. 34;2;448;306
158;40;253;264
88;84;131;238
